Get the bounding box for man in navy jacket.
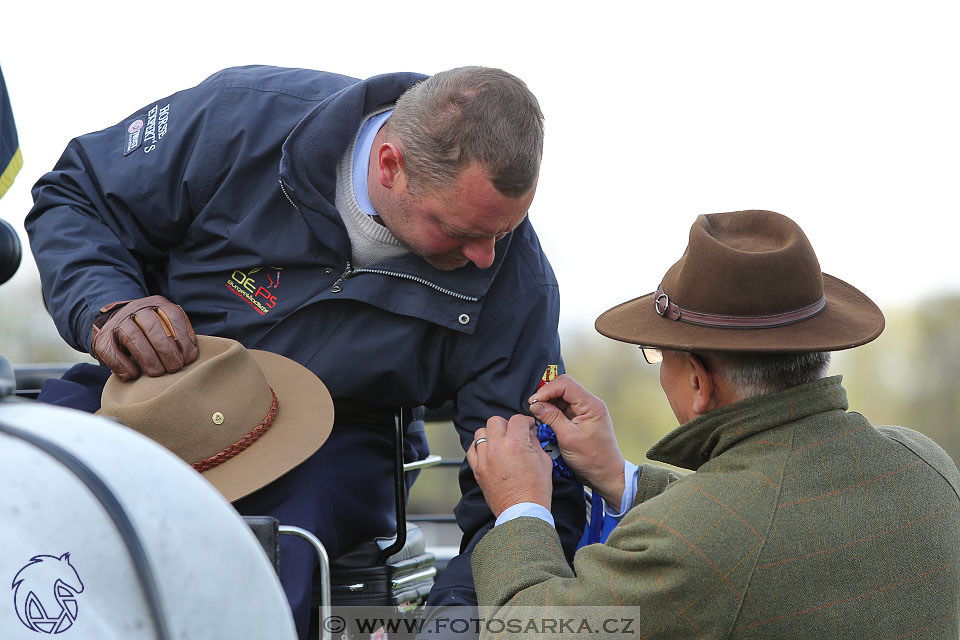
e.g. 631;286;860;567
26;65;585;637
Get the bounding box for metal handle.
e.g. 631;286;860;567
402;454;443;472
391;566;438;589
377;410;408;565
278;525;331;640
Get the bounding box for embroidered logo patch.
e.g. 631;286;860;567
226;267;283;315
125;103;171;156
537;364;559;390
141;103;171;155
123;115;146;155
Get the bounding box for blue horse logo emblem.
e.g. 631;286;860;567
11;553;84;634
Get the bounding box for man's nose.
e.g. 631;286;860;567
462;237;496;269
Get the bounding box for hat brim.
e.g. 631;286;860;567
595;273;884;353
200;349;334;502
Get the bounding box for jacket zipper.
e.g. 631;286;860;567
279;178;300;213
331;262;479;301
351;266;479;301
280;179;480;302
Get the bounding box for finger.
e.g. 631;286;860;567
157;303;199;364
471;427;488;450
526;426;555;472
528;374;588;406
527;420;542;449
470;466;482;489
504;414;536;444
533;395;574;421
134;309;186;373
468;429;490;481
469;427;491;472
115;317;166;377
529;399;578;440
537;443;554;472
484;415;508;439
93;329;140;381
466;435;479;472
531;375;607;422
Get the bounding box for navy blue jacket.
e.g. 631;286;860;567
26;66;585;593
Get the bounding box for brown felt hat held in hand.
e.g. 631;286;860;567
595;210;885;352
99;335;334;502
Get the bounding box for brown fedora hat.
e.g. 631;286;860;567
99;335;334;501
595;210;885;352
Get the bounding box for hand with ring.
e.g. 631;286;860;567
466;415;553;517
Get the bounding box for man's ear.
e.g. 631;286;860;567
687;353;721;417
376;142;406;189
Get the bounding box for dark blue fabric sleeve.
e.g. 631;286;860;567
25;72;228;354
36;363;112;414
425;270;585;609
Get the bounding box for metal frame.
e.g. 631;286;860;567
278;525;331;640
377;408;443;564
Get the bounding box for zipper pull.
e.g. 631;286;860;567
331;262;353;293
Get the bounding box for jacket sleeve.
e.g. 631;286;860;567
423;265;587;609
472;516;692;638
448;266;586;557
25;72;229;354
472;483;749;639
635;463;687;506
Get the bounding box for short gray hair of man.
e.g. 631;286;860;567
386;66;544;198
700;351;832;400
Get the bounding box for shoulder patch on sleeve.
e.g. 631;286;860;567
123;114;147;156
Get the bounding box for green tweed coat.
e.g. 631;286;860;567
473;376;960;639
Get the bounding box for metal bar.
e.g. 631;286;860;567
377;409;408;565
278;525;331;640
391;567;438;589
402;454;443;472
407;514;458;523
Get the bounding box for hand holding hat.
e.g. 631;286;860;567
92;295;199;381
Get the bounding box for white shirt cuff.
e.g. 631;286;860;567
604;459;640;519
495;502;555;528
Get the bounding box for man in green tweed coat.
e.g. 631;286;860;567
467;210;960;639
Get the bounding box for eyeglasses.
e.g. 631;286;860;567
640;346;663;365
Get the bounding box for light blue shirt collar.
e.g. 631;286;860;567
352;109;393;216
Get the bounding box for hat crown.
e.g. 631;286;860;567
662;210;824;316
593;209;884;353
100;336;273;464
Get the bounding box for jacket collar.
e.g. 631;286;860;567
278;71;513;300
647;375;849;470
280;71;426;213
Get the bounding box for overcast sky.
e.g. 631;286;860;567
2;0;958;335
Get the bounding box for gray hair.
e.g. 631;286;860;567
386;66;544;197
700;351;832;400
